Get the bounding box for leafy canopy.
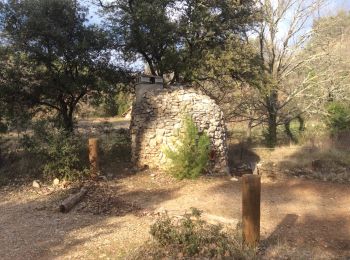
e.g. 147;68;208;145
102;0;258;82
0;0;127;131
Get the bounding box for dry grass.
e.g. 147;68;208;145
260;238;334;260
226;121;350;183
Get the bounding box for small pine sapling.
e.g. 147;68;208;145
164;116;210;179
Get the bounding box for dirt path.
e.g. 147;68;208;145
1;173;349;259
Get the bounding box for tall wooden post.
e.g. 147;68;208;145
88;138;99;176
242;174;261;247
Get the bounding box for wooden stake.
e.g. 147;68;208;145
88;138;99;176
242;174;261;247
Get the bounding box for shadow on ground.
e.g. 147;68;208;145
260;213;350;258
0;178;180;260
206;177;350;258
228;142;261;176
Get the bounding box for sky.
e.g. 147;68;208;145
326;0;350;15
86;0;350;22
84;0;350;70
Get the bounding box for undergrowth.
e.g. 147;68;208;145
0;120;132;186
129;208;256;259
20;120;89;181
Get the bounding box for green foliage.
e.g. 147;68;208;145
263;128;277;148
104;0;258;81
164;116;210;179
115;92;132;116
0;121;7;134
0;0;128;131
100;128;131;162
99;95;119;117
325;102;350;134
147;208;256;259
21;120;88;181
90;87;132;117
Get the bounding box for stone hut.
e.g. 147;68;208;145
130;75;229;174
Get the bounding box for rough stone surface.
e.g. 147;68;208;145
130;86;229;174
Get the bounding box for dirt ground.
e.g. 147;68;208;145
1;169;350;260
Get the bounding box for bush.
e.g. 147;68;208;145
163;116;210;179
100;128;131;162
115;92;132;116
0;121;7;166
90;90;132;117
101;95;119;117
21;120;88;181
325;102;350;134
137;208;256;259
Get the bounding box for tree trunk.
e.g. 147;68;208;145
284;120;297;144
0;146;2;168
59;102;74;133
267;112;277;147
296;115;305;132
266;91;278;147
61;113;74;132
247;120;252;145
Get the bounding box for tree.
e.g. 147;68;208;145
301;11;350;111
228;0;325;146
0;0;127;131
99;0;258;83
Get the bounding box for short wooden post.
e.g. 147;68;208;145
88;138;99;176
242;174;261;247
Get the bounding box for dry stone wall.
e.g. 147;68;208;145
130;86;229;174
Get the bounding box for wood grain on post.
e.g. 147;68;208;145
242;174;261;247
88;138;99;176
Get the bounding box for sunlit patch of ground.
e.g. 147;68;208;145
1;171;349;259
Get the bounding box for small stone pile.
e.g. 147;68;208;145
130;86;229;174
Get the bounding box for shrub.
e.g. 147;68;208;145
41;131;88;181
102;91;132;117
0;121;7;166
137;208;256;259
115;92;132;116
100;128;131;162
90;90;132;117
297;121;327;145
325;102;350;135
163;116;210;179
21;120;88;181
101;95;118;117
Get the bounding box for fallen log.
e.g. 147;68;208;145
59;187;88;213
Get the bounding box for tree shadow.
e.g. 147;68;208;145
74;183;181;215
274;144;350;183
0;194;120;259
228;142;261;176
260;213;350;258
204;177;350;258
0;180;180;259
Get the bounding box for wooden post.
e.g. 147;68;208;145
88;138;99;176
242;174;261;247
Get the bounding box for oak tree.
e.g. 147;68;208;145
0;0;127;131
